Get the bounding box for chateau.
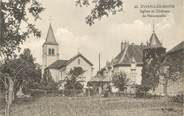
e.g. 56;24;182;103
97;28;164;93
42;24;94;88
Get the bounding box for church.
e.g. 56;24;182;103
42;24;94;88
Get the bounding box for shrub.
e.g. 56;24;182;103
64;67;85;96
112;72;129;91
170;94;183;103
135;85;149;98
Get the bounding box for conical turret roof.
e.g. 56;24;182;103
43;24;58;45
149;31;162;48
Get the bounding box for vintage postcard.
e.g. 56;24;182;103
0;0;183;116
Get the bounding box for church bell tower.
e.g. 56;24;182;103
42;24;59;73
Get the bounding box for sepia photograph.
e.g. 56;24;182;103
0;0;183;116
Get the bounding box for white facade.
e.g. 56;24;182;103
65;56;93;83
113;65;142;85
48;55;93;88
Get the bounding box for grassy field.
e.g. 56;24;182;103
0;95;183;116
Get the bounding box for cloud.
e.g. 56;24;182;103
55;28;101;70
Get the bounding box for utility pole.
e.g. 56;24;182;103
99;53;101;71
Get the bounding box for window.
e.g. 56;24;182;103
48;48;52;55
48;48;55;55
52;49;55;55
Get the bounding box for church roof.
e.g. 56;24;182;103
149;32;162;48
43;24;58;45
113;44;146;66
47;60;68;69
167;41;184;54
67;53;93;66
47;53;93;69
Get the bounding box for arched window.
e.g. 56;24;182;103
52;49;55;55
48;48;52;55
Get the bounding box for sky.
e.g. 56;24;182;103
20;0;184;72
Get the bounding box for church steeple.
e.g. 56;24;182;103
42;24;59;76
149;25;162;48
44;23;58;45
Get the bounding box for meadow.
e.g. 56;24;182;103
0;95;183;116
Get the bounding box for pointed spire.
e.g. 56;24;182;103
43;24;58;45
149;24;162;48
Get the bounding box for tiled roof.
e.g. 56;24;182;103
113;44;146;66
167;41;184;54
47;53;93;69
43;24;58;45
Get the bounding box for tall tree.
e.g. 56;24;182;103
0;1;43;116
0;49;41;95
142;47;166;91
64;67;85;96
159;50;184;96
0;0;44;58
112;72;129;91
19;48;34;63
75;0;123;25
0;49;42;116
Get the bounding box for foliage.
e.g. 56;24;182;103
75;0;123;26
135;85;149;98
112;72;129;91
64;67;85;96
0;0;44;58
19;48;34;63
170;94;184;103
159;51;184;96
160;51;184;81
0;48;41;93
41;69;58;90
142;47;166;91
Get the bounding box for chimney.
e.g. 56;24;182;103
121;41;129;51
